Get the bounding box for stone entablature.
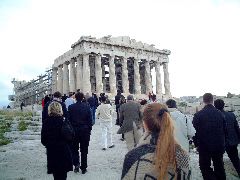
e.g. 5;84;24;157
53;36;170;68
52;35;172;97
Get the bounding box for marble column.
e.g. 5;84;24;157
76;56;82;91
57;65;63;93
145;60;152;94
121;57;129;94
134;58;141;94
52;67;58;93
69;59;76;92
82;54;91;93
63;62;70;95
155;61;163;96
109;55;117;94
163;62;171;97
95;54;103;93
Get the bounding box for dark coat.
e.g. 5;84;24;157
222;111;240;146
115;94;124;105
87;97;96;108
41;116;73;174
42;99;68;123
117;101;141;134
193;104;226;153
68;101;92;133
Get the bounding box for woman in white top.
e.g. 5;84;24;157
96;96;115;150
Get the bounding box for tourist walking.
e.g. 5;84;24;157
68;92;92;174
20;102;25;111
41;101;73;180
117;95;141;150
42;91;68;123
96;96;115;150
62;94;68;103
121;103;190;179
44;95;51;106
115;90;124;125
166;99;195;152
193;93;226;180
214;99;240;177
119;96;126;141
87;93;97;125
64;92;75;111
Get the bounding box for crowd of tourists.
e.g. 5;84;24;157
40;90;240;180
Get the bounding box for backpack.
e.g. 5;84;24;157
61;118;75;142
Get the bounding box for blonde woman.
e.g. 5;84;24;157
41;101;73;180
121;103;191;180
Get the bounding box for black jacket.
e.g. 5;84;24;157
41;116;73;174
87;96;96;108
193;104;226;153
42;99;68;123
222;111;240;146
68;101;93;132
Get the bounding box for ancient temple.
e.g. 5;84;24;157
52;35;172;98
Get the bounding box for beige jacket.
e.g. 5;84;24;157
96;103;112;122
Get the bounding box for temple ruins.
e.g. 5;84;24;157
52;35;172;98
10;35;172;106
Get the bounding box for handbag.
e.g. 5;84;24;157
61;118;75;142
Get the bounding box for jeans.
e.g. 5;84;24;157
90;107;96;125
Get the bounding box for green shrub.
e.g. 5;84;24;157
0;120;12;146
24;116;32;120
0;120;12;132
4;115;14;121
18;120;28;131
0;138;11;146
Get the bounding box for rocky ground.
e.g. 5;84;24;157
0;109;239;180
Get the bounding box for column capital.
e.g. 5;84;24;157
70;58;76;63
64;61;70;65
76;54;82;60
155;60;161;65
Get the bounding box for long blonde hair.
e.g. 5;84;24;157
142;103;176;180
48;101;63;117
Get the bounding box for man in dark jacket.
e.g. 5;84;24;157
87;93;97;125
193;93;226;180
68;92;93;174
42;91;68;123
115;90;124;125
214;99;240;177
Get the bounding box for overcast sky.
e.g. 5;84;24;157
0;0;240;107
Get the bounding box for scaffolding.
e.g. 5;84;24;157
9;69;52;107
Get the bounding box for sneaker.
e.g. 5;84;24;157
82;169;87;174
102;148;106;150
109;145;115;148
74;165;80;173
120;138;125;141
